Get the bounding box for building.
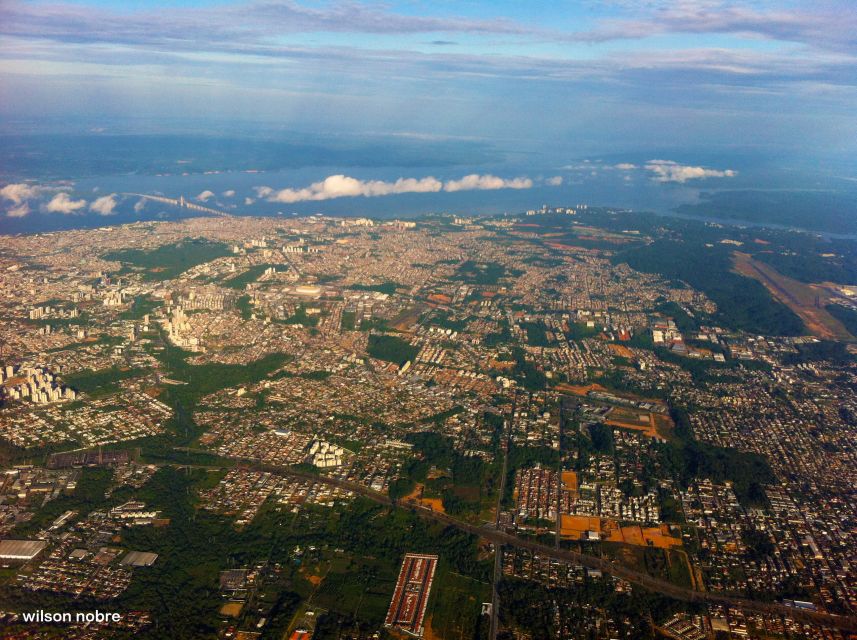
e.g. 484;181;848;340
384;553;438;637
0;539;47;563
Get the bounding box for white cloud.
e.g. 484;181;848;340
614;163;637;170
7;203;30;218
46;192;87;214
244;197;255;205
196;190;215;202
266;175;443;203
645;160;736;183
545;176;564;186
260;173;535;204
89;194;117;215
0;183;40;205
133;198;146;213
443;174;532;192
222;189;235;197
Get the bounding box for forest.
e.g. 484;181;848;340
615;240;804;336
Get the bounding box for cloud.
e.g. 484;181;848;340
133;198;146;213
89;193;117;215
5;0;852;55
0;1;531;47
222;189;235;197
7;203;30;218
576;2;857;53
443;174;532;192
545;176;564;186
1;182;41;204
261;173;534;203
196;190;215;201
46;192;87;214
644;159;737;183
266;175;442;203
244;197;255;205
614;163;637;170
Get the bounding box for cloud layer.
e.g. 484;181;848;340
644;160;737;183
260;173;538;204
0;0;852;177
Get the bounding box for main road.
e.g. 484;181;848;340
489;395;515;640
173;447;857;632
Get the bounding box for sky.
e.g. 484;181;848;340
1;0;855;153
0;0;856;230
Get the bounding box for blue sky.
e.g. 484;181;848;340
1;0;856;163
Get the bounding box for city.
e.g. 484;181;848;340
0;207;854;638
1;0;856;638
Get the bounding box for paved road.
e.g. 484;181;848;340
489;397;514;640
173;448;857;632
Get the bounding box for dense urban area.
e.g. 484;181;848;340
0;206;855;640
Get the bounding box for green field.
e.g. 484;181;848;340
453;260;507;285
615;240;804;336
426;567;489;639
105;239;230;281
827;303;857;337
222;263;282;290
64;366;149;397
367;334;418;365
348;281;400;295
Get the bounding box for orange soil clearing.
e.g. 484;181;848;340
219;602;244;617
302;572;323;586
608;344;635;359
560;515;602;538
561;471;578;496
553;382;609;396
403;483;447;513
606;523;683;549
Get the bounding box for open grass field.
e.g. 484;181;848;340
425;568;489;640
733;252;853;341
312;556;399;626
601;542;692;588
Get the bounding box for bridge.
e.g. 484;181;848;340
123;193;232;217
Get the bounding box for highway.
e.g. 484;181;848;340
489;397;514;640
172;448;857;632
